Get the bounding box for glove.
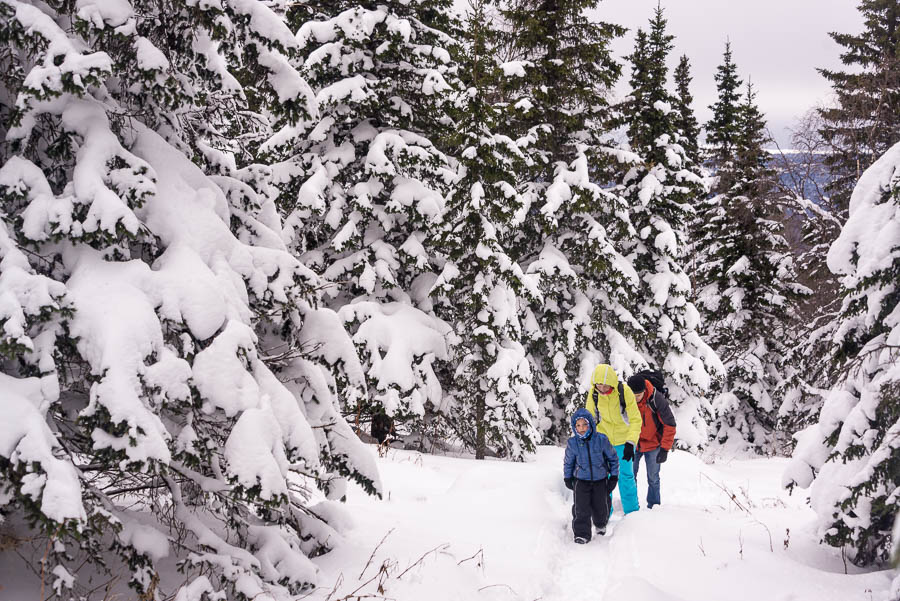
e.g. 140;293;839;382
657;448;669;464
608;475;618;490
622;442;635;462
564;477;575;490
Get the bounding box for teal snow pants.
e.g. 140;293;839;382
609;443;640;515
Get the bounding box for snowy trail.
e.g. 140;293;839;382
305;445;895;601
539;515;614;601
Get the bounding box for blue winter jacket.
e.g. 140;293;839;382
563;408;619;481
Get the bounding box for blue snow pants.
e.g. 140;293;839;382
609;443;640;515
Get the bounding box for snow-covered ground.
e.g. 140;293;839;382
0;444;894;600
307;446;895;601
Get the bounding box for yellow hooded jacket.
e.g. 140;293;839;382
584;364;642;447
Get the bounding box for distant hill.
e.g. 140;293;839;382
765;148;832;205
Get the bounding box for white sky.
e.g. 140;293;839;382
591;0;865;147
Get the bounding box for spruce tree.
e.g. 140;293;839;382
621;29;652;149
499;0;642;441
0;1;377;598
619;6;721;449
819;0;900;213
706;42;743;168
673;55;701;166
772;2;900;434
500;0;625;171
276;0;461;435
432;0;542;459
784;140;900;567
696;81;809;452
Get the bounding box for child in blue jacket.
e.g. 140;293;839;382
563;408;619;543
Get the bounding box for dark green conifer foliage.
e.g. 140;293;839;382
696;80;808;451
433;0;540;460
0;1;380;598
673;55;701;165
819;0;900;214
706;42;743;169
276;0;463;435
784;139;900;568
617;5;720;449
500;0;625;171
488;0;642;442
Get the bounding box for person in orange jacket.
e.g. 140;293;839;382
626;374;676;508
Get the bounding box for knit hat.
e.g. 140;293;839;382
627;374;647;394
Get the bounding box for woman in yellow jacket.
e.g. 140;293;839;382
585;363;642;515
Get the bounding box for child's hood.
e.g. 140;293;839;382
570;408;597;439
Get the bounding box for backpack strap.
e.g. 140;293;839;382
649;389;664;439
592;383;629;423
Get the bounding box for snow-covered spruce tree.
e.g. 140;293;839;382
696;80;810;453
672;54;701;167
0;2;378;599
784;140;900;567
500;0;646;441
520;146;649;444
819;0;900;214
787;1;900;442
428;0;542;459
273;0;460;437
617;7;721;450
499;0;624;168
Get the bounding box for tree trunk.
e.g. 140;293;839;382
475;395;486;460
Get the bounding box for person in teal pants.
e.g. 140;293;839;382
610;442;639;514
585;363;642;515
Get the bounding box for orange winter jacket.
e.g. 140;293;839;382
636;381;677;452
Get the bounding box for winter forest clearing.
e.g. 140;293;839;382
4;446;893;600
213;448;896;601
1;0;899;599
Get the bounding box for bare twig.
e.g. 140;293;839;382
101;574;120;601
456;547;484;569
396;543;450;580
702;474;774;552
340;560;393;600
700;473;750;513
359;529;395;580
40;535;52;601
324;572;344;601
478;584;518;595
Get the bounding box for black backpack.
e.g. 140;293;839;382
630;369;677;438
630;368;668;409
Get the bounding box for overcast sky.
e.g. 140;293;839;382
591;0;865;147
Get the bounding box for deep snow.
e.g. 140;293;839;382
0;445;894;600
306;445;894;601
